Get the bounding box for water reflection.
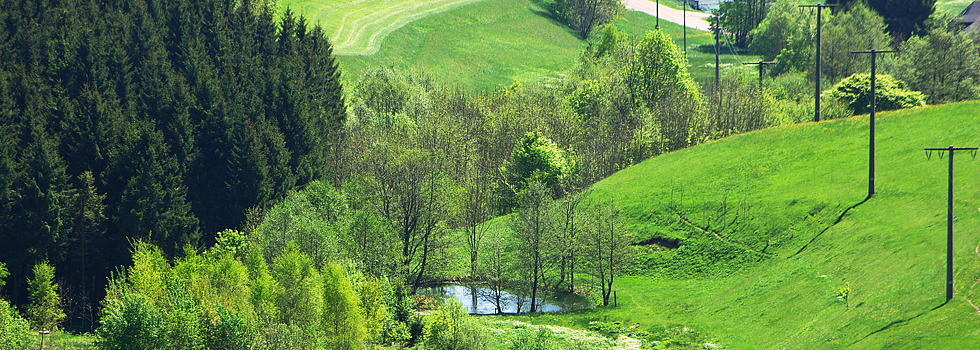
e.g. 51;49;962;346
420;285;574;315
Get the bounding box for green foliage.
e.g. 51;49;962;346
356;67;413;118
96;293;167;350
359;277;388;342
0;262;7;291
749;0;808;63
424;299;487;350
836;282;851;309
509;328;558;350
820;2;893;83
204;306;250;350
95;236;380;350
553;0;625;39
890;13;980;104
633;30;705;152
322;263;367;350
634;31;701;108
591;24;626;58
25;262;65;331
507;131;574;200
704;69;771;138
0;0;346;320
255;181;349;270
824;73;926;115
0;298;31;350
717;0;771;48
865;0;936;40
271;244;323;331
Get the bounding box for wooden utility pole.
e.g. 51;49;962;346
712;12;721;92
851;49;896;198
923;146;978;302
742;61;776;93
799;3;838;122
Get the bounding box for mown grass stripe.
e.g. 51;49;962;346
333;0;481;54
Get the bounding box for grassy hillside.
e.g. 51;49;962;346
281;0;487;55
936;0;972;14
515;101;980;348
282;0;755;90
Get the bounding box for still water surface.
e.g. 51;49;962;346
420;285;587;315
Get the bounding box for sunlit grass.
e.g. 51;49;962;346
504;101;980;349
283;0;756;91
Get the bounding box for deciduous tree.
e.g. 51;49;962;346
553;0;625;39
891;14;980;104
25;262;66;330
581;204;632;307
510;181;553;313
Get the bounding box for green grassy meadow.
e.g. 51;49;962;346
936;0;973;15
509;101;980;348
281;0;755;91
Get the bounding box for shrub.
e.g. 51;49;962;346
204;306;250;350
96;293;166;350
0;298;31;350
510;328;558;350
424;299;487;350
25;262;65;331
824;73;926;115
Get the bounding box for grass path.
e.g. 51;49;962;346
284;0;488;55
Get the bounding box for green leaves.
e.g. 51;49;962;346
891;14;980;104
824;73;926;115
25;262;65;331
510;131;573;198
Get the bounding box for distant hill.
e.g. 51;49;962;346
554;101;980;348
282;0;756;90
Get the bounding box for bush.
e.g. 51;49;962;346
824;73;926;115
424;299;487;350
510;328;558;350
204;306;250;350
0;298;31;350
96;293;166;350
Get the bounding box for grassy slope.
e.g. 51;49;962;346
326;0;587;91
936;0;972;15
283;0;755;91
616;8;761;84
516;101;980;348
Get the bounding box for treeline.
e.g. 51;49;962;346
725;0;979;106
0;0;343;329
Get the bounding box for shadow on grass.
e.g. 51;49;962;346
849;301;948;346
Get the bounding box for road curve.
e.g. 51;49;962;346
623;0;711;32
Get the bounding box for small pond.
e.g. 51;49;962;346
418;284;590;315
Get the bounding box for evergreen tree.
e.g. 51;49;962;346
0;0;346;326
863;0;934;40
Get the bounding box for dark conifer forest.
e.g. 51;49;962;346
0;0;344;330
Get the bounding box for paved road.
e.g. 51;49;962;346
624;0;711;32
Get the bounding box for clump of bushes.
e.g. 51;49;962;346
424;299;488;350
824;73;926;115
94;239;395;350
0;262;31;350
